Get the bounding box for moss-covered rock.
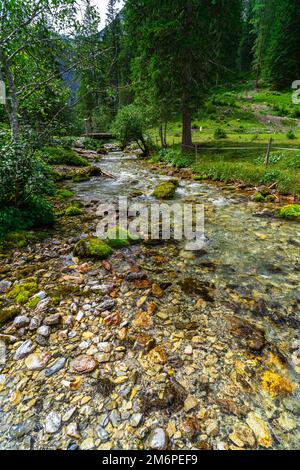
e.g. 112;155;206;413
74;237;113;259
54;189;74;200
65;206;83;217
253;192;265;202
7;280;38;304
5;231;28;248
27;295;41;309
279;204;300;220
152;181;177;199
43;147;89;167
0;305;20;325
106;226;140;248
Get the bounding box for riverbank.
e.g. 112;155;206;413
0;147;299;450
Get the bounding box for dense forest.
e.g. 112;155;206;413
0;0;300;452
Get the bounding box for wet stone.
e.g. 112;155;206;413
110;409;121;427
14;340;35;360
146;428;169;450
43;314;61;326
13;316;30;329
0;280;12;293
45;412;62;434
9;420;34;439
37;325;51;337
45;357;67;377
70;355;97;374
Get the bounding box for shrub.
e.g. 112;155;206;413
112;104;150;156
279;204;300;220
287;130;296;140
214;128;227;139
0;140;54;207
158;148;192;168
0;197;54;239
255;153;283;165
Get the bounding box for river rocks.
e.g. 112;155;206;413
0;280;12;293
227;316;266;352
29;316;42;330
184;395;198;412
130;413;143;428
246;412;272;448
110;409;121;427
80;437;95;450
97;299;115;312
179;278;215;302
70;355;97;374
45;357;67;377
261;371;293;398
98;342;112;353
25;352;50;371
45;411;62;434
133;312;153;329
43;313;61;326
229;422;256;448
9;420;34;439
14;340;35;360
66;422;81;439
146;428;169;450
37;325;51;337
13;315;30;329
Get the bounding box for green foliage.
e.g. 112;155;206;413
279;204;300;219
255;153;283;165
0;197;54;239
158;148;192;168
214;128;227;139
287;130;296;140
113;104;149;155
42;147;89;167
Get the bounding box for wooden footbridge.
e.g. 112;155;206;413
84;132;115;140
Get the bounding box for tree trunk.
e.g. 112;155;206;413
181;0;193;152
0;48;20;141
84;115;92;134
182;99;192;151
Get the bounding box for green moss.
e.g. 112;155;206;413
0;306;20;325
279;204;300;220
65;206;83;216
7;280;38;305
74;237;113;259
27;295;40;309
43;147;89;167
265;194;276;202
254;192;265;202
106;226;140;248
5;231;28;248
152;182;177;199
54;189;74;200
72;173;90;182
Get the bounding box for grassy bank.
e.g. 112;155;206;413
149;82;300;197
151;144;300;197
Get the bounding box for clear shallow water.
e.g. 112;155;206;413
68;152;300;448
